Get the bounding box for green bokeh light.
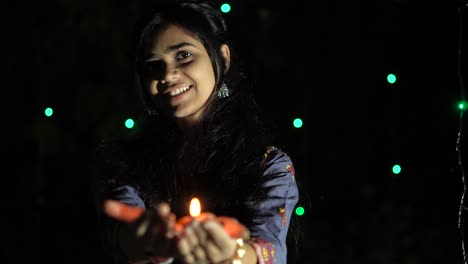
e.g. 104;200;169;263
220;3;231;13
293;118;303;128
387;74;396;84
392;164;401;174
125;119;135;129
44;107;53;117
295;206;304;216
459;101;467;111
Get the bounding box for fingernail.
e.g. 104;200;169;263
136;218;150;237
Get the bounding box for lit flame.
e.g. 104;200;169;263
189;197;201;217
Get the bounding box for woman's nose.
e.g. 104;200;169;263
161;66;180;83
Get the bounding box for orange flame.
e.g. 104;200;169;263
189;197;201;217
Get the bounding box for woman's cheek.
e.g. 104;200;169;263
149;81;158;95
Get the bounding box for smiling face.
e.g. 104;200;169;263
141;24;219;124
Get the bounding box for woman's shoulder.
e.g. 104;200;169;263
261;145;296;178
263;145;293;163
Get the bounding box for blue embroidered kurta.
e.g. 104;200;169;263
103;146;299;264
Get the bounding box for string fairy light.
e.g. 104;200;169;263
457;3;468;264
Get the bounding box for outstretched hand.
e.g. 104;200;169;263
103;201;251;263
176;214;250;263
103;200;180;259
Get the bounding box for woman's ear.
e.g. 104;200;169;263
220;44;231;72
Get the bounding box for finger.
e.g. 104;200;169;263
191;221;208;247
103;200;144;223
189;221;209;261
185;226;199;248
150;203;176;239
184;254;195;264
166;213;178;239
177;238;196;264
204;221;233;249
192;246;207;262
177;237;192;257
135;213;153;237
204;242;221;261
156;202;171;217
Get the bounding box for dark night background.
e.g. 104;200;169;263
4;0;468;263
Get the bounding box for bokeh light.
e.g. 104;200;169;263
44;107;53;117
125;118;135;129
220;3;231;13
387;74;397;84
293;118;303;128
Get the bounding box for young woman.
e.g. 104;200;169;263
91;1;300;263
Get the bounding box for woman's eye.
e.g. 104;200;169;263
176;51;192;61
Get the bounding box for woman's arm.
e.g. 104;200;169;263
101;187;179;264
247;147;300;264
100;185;151;263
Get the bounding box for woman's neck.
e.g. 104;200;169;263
177;118;202;143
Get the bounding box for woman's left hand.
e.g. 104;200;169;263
176;217;248;264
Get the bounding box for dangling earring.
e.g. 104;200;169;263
217;82;230;98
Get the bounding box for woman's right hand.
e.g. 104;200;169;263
103;200;181;261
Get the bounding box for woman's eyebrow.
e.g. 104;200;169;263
164;42;197;53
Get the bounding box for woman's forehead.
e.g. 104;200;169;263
144;24;202;53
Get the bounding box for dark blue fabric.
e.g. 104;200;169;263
248;148;299;263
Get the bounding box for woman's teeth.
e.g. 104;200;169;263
169;86;191;96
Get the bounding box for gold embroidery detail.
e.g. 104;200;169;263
262;247;269;262
263;146;276;158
